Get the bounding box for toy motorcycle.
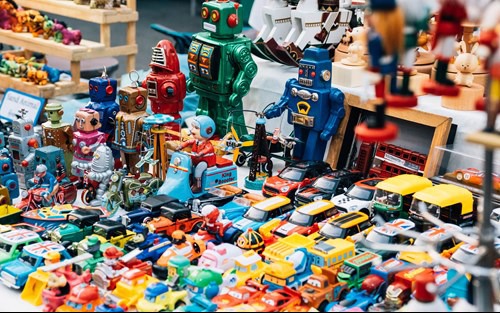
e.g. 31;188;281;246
16;184;77;212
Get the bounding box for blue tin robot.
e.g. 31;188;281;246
0;154;19;200
26;146;70;189
264;47;345;161
85;73;120;163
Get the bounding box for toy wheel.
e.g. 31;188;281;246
235;153;247;167
264;160;273;173
456;172;463;181
360;208;370;217
319;301;329;312
339;289;348;301
81;187;96;205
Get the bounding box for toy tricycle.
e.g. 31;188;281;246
16;183;77;212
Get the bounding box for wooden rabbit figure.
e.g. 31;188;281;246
454;41;479;87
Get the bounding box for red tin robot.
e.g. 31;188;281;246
142;39;186;140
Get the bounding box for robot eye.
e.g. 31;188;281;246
311;71;316;78
201;7;209;19
124;96;129;102
89;85;92;91
94;86;98;92
118;94;123;100
211;10;220;22
2;164;8;171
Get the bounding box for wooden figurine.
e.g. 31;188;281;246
332;26;368;88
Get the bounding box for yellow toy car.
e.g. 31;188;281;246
223;250;268;287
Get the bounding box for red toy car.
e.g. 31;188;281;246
212;280;268;309
262;161;333;200
451;168;500;191
146;201;204;237
249;286;302;312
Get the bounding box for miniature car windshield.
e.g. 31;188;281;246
243;206;268;222
289;211;313;226
374;190;401;206
409;200;440;218
313;176;338;191
318;223;345;238
20;253;38;266
233;197;252;206
366;229;391;244
346;185;375;201
279;167;306;182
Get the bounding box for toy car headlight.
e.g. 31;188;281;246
313;196;323;201
280;186;289;192
21;190;28;199
349;205;358;211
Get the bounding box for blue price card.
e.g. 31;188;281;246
0;88;44;124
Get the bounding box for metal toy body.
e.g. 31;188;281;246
42;102;74;175
264;47;345;161
187;0;258;136
86;144;114;207
8;112;42;189
86;74;119;165
0;153;19;200
142;39;185;140
113;85;149;175
71;108;107;177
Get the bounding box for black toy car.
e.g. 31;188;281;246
121;194;180;226
294;170;364;206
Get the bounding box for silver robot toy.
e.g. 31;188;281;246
87;144;114;207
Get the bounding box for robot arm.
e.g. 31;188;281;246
264;78;296;119
186;77;195;93
320;88;346;141
229;45;258;108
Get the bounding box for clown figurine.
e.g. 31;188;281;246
176;116;216;193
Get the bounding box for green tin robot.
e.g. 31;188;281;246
187;0;258;136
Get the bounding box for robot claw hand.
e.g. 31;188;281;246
263;105;282;119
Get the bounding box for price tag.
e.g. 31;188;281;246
0;88;44;124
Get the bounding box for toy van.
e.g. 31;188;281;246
371;174;433;221
408;184;475;231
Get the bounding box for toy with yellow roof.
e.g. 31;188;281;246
223;250;269;287
223;195;294;244
259;200;339;241
307;211;374;244
371;174;433;221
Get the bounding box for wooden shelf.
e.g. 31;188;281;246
0;73;88;98
0;29;137;61
15;0;138;24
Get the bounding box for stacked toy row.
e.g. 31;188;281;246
0;52;61;85
0;0;82;45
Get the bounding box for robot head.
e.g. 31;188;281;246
191;115;215;140
297;47;332;88
90;145;114;174
11;117;35;137
150;39;180;72
118;86;147;113
89;75;118;103
0;156;12;175
44;102;64;123
74;108;101;132
201;0;243;38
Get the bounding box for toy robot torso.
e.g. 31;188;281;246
188;34;251;96
86;100;119;135
143;71;185;117
73;131;107;162
286;82;330;132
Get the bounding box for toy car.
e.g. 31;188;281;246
124;224;172;263
261;200;339;239
397;223;463;265
43;208;102;244
187;185;246;213
224;196;294;243
110;269;159;310
121;194;179;226
146;202;204;237
295;170;364;206
331;178;385;216
247;286;302;312
136;281;187;312
262;161;334;200
212;280;268;309
450;167;500;191
308;211;374;243
298;266;348;311
357;219;415;260
70;220;136;254
219;193;266;221
0;229;42;265
0;222;45;235
0;241;72;289
223;250;269;287
56;283;104;312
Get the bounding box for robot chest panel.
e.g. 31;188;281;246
289;87;330;115
188;40;222;81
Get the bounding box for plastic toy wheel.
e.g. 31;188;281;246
235;153;247;167
456;172;463;181
355;121;398;143
175;301;186;310
81;187;96;205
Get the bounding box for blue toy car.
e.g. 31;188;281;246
0;241;72;289
224;195;294;243
121;194;180;226
124;224;171;262
219;193;266;222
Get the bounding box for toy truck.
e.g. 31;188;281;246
298;266;348;311
337;251;383;289
223;250;269;287
262;247;313;291
110;269;159;310
121;194;179;226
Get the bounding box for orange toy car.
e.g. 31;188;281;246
146;202;204;237
451;167;500;191
212;280;268;309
